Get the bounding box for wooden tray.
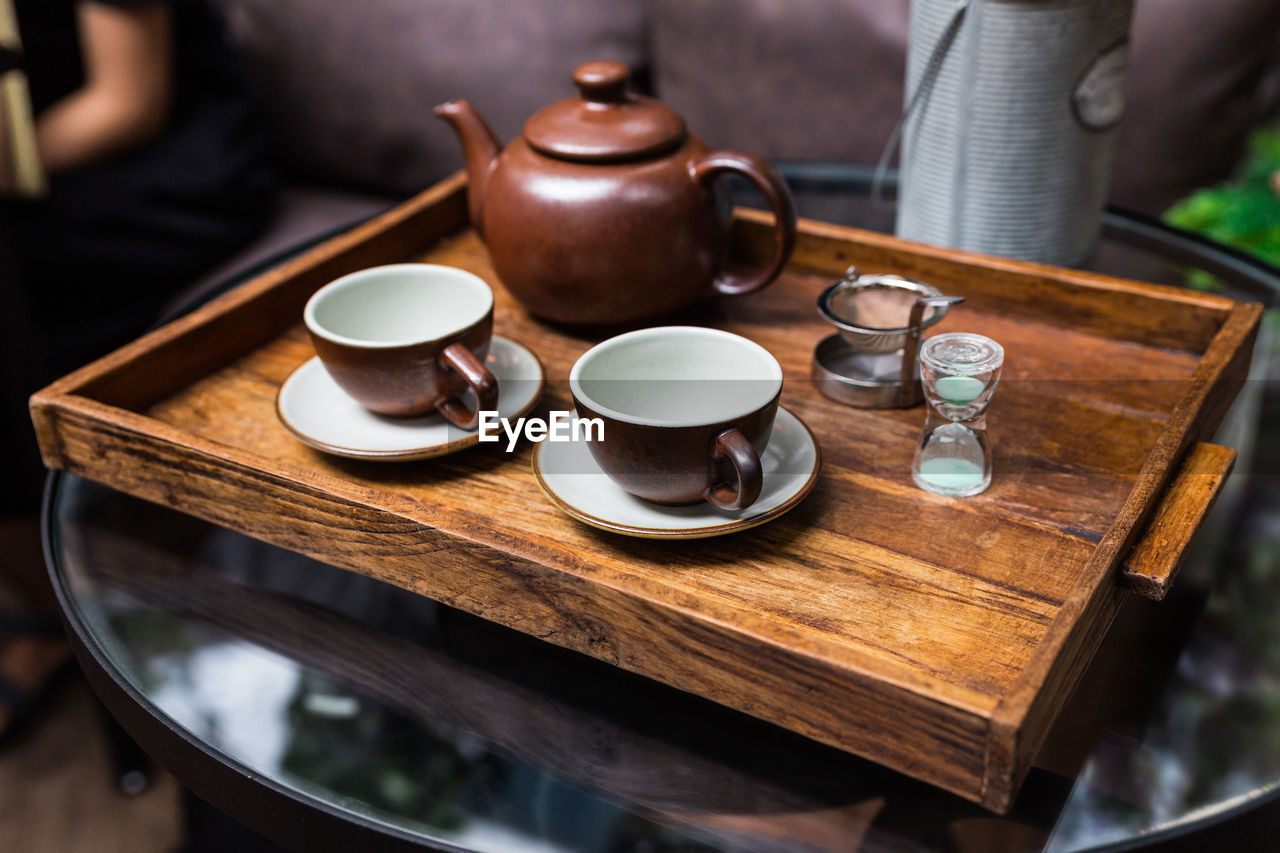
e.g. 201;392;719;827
32;174;1259;811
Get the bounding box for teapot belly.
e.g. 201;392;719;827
480;164;727;326
487;224;722;326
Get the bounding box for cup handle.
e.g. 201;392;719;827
705;428;763;511
689;150;797;297
436;343;498;430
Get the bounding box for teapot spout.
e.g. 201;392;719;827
434;100;500;234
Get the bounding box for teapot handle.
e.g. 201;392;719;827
690;151;797;297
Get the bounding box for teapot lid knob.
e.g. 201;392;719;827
574;61;629;104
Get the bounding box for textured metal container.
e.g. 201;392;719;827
897;0;1134;267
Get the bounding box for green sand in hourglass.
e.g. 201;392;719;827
933;374;986;405
914;429;990;493
912;333;1004;498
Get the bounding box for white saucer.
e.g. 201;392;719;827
532;406;821;539
276;336;544;460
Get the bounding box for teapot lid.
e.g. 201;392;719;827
524;61;686;162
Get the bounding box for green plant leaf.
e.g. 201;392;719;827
1164;125;1280;285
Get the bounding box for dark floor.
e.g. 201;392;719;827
0;672;182;853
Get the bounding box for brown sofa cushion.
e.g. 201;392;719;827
653;0;1280;214
1115;0;1280;211
654;1;908;166
215;0;649;195
213;0;1279;214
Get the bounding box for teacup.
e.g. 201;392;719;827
304;264;498;428
570;326;782;510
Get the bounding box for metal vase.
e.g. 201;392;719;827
896;0;1134;267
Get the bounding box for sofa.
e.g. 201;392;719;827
194;0;1280;291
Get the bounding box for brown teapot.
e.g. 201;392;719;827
435;61;797;326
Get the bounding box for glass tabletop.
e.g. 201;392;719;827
45;164;1280;852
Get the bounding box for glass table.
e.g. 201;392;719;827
45;165;1280;852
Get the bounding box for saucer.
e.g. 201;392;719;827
532;407;821;539
277;336;544;460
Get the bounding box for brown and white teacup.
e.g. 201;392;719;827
569;326;782;510
304;264;498;428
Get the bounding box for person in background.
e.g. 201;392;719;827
0;0;275;742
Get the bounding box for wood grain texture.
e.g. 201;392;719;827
28;177;1260;812
1121;442;1236;600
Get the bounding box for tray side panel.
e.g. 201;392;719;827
986;301;1262;810
39;394;994;802
731;212;1235;353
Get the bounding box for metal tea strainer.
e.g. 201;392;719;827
812;267;964;408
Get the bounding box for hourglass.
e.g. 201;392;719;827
912;333;1004;497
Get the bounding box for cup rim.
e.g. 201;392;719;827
304;263;493;350
570;326;783;428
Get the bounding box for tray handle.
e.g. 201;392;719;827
1120;442;1236;600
